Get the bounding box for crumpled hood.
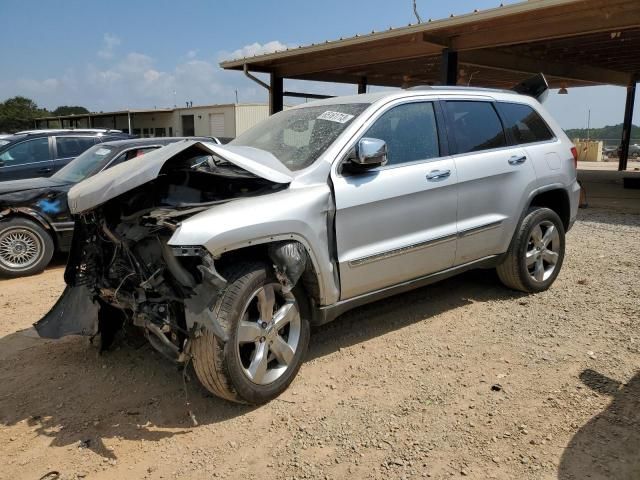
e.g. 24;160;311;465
67;140;293;214
0;176;69;196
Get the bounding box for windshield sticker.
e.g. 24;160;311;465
95;148;111;156
317;111;355;124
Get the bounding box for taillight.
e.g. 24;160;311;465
570;147;578;169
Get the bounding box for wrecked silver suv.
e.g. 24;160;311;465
37;86;579;404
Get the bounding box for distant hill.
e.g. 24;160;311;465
564;123;640;141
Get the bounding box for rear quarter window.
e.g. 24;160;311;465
497;102;555;145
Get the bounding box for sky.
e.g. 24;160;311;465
0;0;637;129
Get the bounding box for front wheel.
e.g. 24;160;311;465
191;262;310;404
496;207;565;293
0;218;54;278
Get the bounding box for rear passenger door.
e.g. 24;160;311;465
53;136;98;172
332;100;458;299
443;99;537;265
0;137;54;180
495;101;558;178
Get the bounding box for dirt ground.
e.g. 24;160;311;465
1;207;639;480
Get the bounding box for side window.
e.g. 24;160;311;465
364;102;440;166
107;147;159;169
497;102;554;144
445;101;507;154
0;137;50;165
56;137;97;158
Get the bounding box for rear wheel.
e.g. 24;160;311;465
496;207;565;293
191;262;310;404
0;218;54;278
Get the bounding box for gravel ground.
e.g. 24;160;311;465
0;208;638;480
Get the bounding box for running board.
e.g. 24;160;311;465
312;255;501;326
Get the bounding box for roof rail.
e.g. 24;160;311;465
404;85;514;94
17;128;123;135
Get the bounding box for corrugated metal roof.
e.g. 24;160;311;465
220;0;583;68
220;0;640;89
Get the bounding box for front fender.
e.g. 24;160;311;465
168;185;339;305
0;206;52;231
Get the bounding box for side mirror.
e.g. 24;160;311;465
351;138;388;168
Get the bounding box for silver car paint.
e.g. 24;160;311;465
70;88;579;309
171;89;579;306
168;184;340;305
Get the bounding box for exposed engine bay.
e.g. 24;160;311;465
35;144;306;362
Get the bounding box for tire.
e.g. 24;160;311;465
0;217;54;278
191;262;310;404
496;207;565;293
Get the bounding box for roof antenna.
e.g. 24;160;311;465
413;0;422;23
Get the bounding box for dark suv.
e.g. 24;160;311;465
0;129;131;182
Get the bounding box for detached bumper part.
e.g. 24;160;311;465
34;286;99;339
172;246;229;341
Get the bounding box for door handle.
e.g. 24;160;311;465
426;169;451;180
508;155;527;165
37;167;53;174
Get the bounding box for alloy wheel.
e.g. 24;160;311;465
235;283;301;385
0;227;44;271
525;220;561;283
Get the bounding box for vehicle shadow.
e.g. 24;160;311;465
558;369;640;480
0;269;520;459
308;268;522;360
0;330;255;459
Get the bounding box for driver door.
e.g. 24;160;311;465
331;100;458;300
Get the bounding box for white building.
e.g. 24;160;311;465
35;103;270;139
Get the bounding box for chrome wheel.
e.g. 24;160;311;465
0;227;44;271
235;283;301;385
526;220;560;283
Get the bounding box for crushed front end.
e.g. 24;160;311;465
35;141;285;362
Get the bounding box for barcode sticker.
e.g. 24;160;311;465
317;111;355;124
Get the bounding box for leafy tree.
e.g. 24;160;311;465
564;124;640;142
0;96;49;133
52;105;90;116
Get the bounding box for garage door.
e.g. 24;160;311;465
209;113;225;137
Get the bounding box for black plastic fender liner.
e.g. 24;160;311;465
34;286;99;339
267;241;308;292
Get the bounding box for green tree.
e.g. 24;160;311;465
564;124;640;142
52;105;90;116
0;96;49;133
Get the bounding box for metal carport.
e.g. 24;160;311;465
221;0;640;171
